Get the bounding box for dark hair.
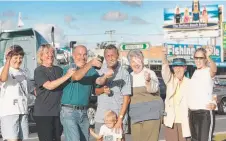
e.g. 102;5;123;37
194;48;206;58
8;45;25;57
104;44;119;55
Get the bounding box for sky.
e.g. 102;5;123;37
0;0;226;49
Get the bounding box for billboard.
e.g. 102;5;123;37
164;43;221;64
163;0;221;31
222;22;226;61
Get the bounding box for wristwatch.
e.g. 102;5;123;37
119;115;123;119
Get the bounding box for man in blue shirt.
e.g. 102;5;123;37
60;45;113;141
94;45;132;141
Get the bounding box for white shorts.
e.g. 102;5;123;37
1;114;29;140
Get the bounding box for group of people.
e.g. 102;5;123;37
0;43;217;141
174;0;208;24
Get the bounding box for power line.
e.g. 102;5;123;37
65;32;163;36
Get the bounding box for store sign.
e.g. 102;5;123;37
163;23;218;30
222;22;226;61
120;43;150;50
164;43;221;63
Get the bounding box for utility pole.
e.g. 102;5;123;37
105;30;116;44
0;20;3;32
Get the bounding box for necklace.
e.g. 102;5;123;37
45;66;57;79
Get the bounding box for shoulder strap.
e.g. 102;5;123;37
10;73;27;96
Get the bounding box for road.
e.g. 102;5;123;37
1;115;226;141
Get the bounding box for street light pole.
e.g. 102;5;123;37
0;21;3;32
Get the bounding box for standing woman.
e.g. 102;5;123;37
33;44;74;141
0;45;29;141
188;47;217;141
127;50;164;141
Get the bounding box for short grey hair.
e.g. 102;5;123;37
127;49;144;64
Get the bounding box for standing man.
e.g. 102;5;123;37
161;48;191;141
94;44;132;141
60;45;113;141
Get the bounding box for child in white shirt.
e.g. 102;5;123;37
90;110;122;141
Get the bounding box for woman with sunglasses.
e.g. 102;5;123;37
187;47;217;141
0;45;30;141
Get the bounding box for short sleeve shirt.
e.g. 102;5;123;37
99;124;122;141
61;66;99;106
95;63;132;123
34;65;63;116
0;67;28;116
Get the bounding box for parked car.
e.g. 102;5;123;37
213;75;226;115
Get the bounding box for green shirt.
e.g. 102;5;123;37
62;66;99;106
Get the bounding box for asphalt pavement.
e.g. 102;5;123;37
1;114;226;141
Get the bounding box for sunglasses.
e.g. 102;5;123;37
194;56;206;60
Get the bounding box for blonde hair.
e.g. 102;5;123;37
104;110;117;122
37;44;55;65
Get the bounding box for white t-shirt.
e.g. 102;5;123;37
188;67;214;110
0;67;28;116
99;124;122;141
131;67;159;93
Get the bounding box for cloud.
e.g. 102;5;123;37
130;16;149;24
120;0;142;7
102;11;128;21
34;24;66;45
0;20;16;30
64;15;79;29
2;10;16;17
64;15;76;24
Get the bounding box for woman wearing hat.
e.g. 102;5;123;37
161;48;191;141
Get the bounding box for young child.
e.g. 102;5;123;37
90;110;122;141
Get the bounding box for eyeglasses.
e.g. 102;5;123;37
194;56;206;60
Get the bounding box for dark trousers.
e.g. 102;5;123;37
34;116;63;141
189;110;215;141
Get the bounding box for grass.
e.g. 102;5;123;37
214;134;226;141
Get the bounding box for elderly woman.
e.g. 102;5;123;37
127;49;163;141
33;44;75;141
0;45;30;141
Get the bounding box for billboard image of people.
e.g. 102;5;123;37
163;0;220;30
174;6;182;24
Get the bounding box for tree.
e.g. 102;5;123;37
96;42;108;49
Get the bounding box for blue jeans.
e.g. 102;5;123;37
60;106;89;141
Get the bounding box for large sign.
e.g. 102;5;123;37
222;22;226;61
163;0;221;31
164;43;222;64
120;43;150;50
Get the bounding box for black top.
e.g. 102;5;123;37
174;14;181;23
34;65;63;116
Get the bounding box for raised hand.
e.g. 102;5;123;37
144;71;151;82
91;58;102;68
103;86;111;94
162;47;168;55
206;46;213;57
66;68;76;77
104;69;114;78
5;48;13;61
